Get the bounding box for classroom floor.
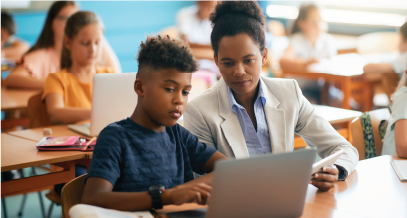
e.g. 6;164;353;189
2;167;62;218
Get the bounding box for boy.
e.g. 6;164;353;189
1;12;29;61
82;35;227;211
363;22;407;79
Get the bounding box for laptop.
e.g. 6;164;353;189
167;148;317;218
68;73;138;136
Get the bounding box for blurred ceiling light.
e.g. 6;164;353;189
1;1;31;9
266;5;407;27
320;0;407;10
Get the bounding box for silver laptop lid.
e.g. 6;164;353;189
207;148;316;218
90;73;138;136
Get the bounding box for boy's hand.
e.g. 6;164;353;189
310;165;339;191
162;183;212;206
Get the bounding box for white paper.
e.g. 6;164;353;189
69;204;154;218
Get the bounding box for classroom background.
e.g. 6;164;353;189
1;1;407;218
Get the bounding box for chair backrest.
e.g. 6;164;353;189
350;108;391;160
27;92;52;128
61;174;88;218
356;32;399;54
381;73;400;103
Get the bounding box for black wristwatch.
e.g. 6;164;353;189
148;185;165;209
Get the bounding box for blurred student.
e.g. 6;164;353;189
176;1;217;45
82;35;227;211
363;22;407;79
42;11;115;125
279;3;336;103
382;67;407;158
1;12;29;62
4;1;120;89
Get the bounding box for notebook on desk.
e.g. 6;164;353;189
391;160;407;181
68;73;138;137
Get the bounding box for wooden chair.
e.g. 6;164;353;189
381;73;400;103
350;108;390;160
27;92;52;128
61;174;88;218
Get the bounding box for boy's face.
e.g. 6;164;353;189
138;68;192;128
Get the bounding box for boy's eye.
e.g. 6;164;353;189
81;41;90;46
182;91;190;95
222;62;232;66
245;59;253;63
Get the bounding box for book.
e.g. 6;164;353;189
36;136;96;151
69;204;154;218
391;160;407;181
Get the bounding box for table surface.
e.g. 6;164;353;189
313;105;361;125
1;133;90;172
1;87;40;110
156;155;406;218
7;125;88;142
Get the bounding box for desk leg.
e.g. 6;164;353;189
342;77;351;109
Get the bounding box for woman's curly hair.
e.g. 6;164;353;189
137;35;198;76
210;1;266;56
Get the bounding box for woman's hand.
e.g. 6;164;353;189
162;183;212;205
310;165;339;191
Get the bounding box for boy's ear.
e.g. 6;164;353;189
134;78;145;97
64;35;72;51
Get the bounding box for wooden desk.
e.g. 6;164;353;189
157;155;407;218
0;86;39;129
281;53;399;111
8;125;88;142
294;105;361;148
1;133;90;197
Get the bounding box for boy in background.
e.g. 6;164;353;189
1;12;29;61
82;35;227;211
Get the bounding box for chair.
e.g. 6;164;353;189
381;73;400;103
27;92;52;128
61;174;88;218
350;108;391;160
356;32;399;54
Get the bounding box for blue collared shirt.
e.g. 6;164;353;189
227;80;272;156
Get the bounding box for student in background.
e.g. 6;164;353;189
4;1;121;89
82;35;227;211
42;11;115;126
363;22;407;79
1;12;30;62
279;3;336;103
176;1;217;45
382;66;407;158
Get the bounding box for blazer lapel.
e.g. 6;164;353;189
217;79;249;158
261;78;287;153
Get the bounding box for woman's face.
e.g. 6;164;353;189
65;23;103;67
52;5;78;43
215;33;267;96
298;9;325;39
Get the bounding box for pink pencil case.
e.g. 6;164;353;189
36;136;96;151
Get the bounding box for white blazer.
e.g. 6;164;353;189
184;76;358;177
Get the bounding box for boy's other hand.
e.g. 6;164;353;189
310;165;339;191
162;183;212;206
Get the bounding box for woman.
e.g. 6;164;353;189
183;1;358;191
4;1;121;89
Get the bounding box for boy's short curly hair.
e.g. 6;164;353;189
136;35;198;78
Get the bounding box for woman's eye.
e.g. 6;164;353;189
165;88;174;92
81;42;89;46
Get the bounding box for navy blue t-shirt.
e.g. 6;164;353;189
87;118;217;192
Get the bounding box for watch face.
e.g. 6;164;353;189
149;185;165;193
